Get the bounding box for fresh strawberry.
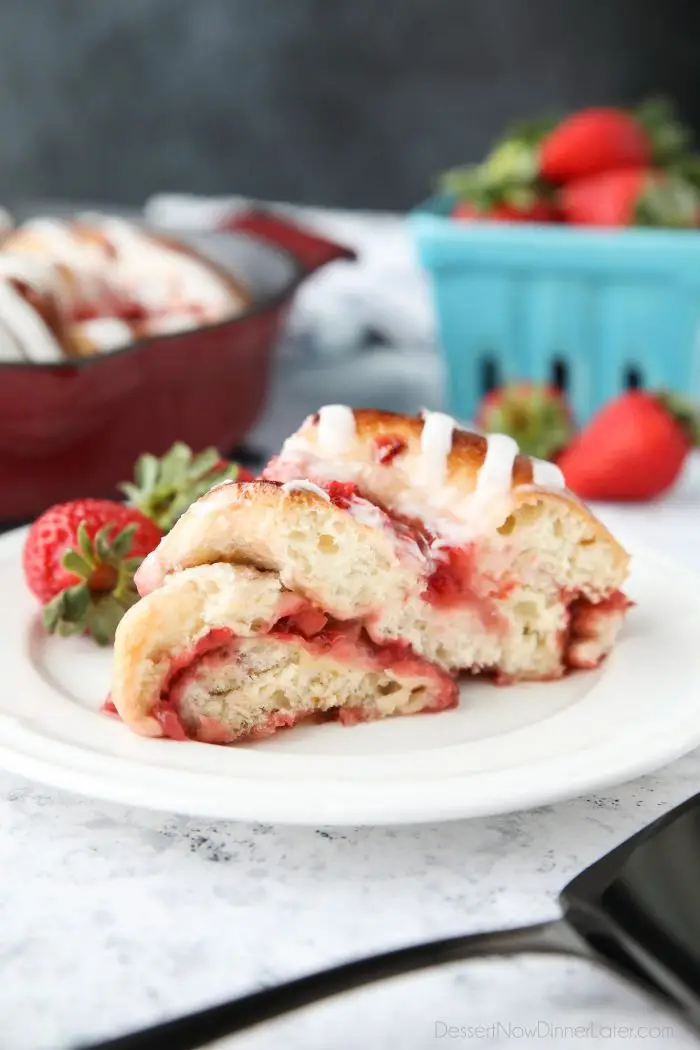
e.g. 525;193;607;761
23;500;163;644
213;457;254;481
120;442;254;532
557;391;699;501
540;108;651;183
442;154;558;225
561;167;700;227
453;199;558;223
476;383;574;461
441;98;691;226
373;434;408;464
451;202;480;221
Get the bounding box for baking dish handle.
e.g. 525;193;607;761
218;208;357;276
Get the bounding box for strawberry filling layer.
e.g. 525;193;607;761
149;612;457;744
563;589;632;670
373;433;407;464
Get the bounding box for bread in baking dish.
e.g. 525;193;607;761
0;215;249;361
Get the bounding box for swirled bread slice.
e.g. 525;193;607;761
111;562;457;743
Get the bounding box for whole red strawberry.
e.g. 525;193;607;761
476;382;574;461
120;442;255;532
557;391;699;501
23;500;163;644
540;107;651;183
561;167;700;227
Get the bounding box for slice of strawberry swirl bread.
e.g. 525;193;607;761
111;562;456;743
109;407;631;746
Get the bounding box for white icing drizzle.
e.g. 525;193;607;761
476;433;519;493
18;219;107;269
418;411;455;486
532;458;565;489
0;254;58;293
144;312;200;336
0;283;63;363
316;405;357;456
74;317;134;352
345;498;386;530
11;216;242;330
94;216;239;317
281;479;330;501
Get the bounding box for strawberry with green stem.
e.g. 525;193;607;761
440;97;693;223
561;167;700;227
23;500;163;645
558;390;700;501
476;383;574;461
120;442;254;532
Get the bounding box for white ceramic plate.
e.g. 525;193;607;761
1;526;698;826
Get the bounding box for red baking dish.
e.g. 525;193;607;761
0;209;355;522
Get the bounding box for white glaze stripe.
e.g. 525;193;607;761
317;405;356;456
0;284;63;363
0;255;58;292
477;433;519;493
419;411;455;486
74;317;134;352
532;458;565;489
281;480;331;501
20;219;101;269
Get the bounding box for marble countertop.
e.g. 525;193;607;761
3;201;700;1050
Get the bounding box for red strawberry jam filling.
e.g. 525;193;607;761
143;607;457;743
563;590;631;669
373;433;407;464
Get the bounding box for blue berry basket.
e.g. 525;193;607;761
410;193;700;424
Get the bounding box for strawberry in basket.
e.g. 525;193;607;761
560;167;700;227
475;383;574;461
440;97;700;228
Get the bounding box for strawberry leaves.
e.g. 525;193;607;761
635;96;691;166
121;442;245;532
655;390;700;447
41;521;146;646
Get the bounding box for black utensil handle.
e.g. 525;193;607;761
79;919;584;1050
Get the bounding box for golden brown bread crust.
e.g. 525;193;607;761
302;408;534;486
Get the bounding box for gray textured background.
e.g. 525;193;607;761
2;0;700;210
